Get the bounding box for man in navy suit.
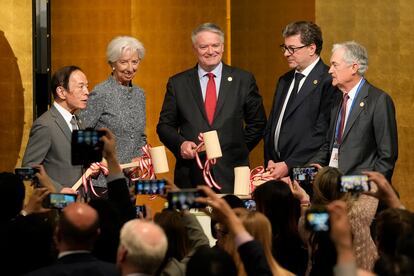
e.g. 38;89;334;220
310;41;398;180
157;23;266;193
264;21;337;179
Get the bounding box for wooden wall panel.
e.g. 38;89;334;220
0;0;32;171
316;0;414;209
231;1;315;168
51;0;132;89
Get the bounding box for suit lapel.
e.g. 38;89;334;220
213;64;231;124
341;81;369;142
188;66;209;123
283;59;325;120
50;105;72;142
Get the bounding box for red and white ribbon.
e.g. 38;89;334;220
250;166;274;193
195;133;221;190
128;144;156;181
82;162;109;197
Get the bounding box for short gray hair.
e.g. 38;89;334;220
191;23;224;44
106;36;145;65
332;41;368;75
119;219;167;274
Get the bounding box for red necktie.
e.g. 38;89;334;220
337;93;349;144
205;73;217;125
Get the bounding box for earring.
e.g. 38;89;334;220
112;67;115;71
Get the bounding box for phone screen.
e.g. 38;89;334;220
167;189;206;210
45;193;77;209
305;208;330;232
134;179;166;195
71;128;104;166
243;199;256;211
340;175;370;193
291;166;318;182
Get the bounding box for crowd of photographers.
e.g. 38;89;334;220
1;128;413;276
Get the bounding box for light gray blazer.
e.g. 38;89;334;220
22;105;83;190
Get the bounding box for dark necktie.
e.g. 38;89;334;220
205;72;217;125
70;115;79;131
337;93;350;144
285;72;305;112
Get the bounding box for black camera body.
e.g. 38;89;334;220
15;167;40;180
71;128;104;166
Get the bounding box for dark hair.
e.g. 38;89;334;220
253;180;300;237
154;209;190;273
186;246;237;276
312;166;345;205
51;65;82;97
282;21;323;55
375;208;414;257
0;172;25;222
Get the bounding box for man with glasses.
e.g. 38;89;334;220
264;21;337;179
310;41;398;180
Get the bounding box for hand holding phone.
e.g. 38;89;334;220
71;128;104;166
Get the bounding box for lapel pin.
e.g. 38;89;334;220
360;102;364;107
228;77;232;82
313;79;318;85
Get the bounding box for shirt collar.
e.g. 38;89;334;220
198;62;223;79
296;57;320;78
347;77;364;101
53;101;74;125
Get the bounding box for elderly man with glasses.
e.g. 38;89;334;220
264;21;338;180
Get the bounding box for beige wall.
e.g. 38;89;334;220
316;0;414;208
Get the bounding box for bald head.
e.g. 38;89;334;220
117;219;167;274
56;202;100;251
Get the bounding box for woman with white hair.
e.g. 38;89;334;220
79;36;147;187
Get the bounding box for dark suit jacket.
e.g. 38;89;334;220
264;59;337;169
22;105;83;190
157;64;266;193
238;240;273;276
310;80;398;180
25;252;119;276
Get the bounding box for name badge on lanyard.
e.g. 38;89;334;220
329;145;339;168
329;79;365;169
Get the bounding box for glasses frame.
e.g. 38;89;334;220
280;44;310;54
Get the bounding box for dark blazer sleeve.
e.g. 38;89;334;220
157;77;187;158
106;177;136;223
243;74;267;151
238;240;273;276
373;93;398;179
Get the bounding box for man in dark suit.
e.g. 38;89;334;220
22;66;89;191
157;23;266;193
26;202;119;276
264;21;336;179
310;41;398;180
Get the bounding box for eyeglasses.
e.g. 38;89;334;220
280;44;309;54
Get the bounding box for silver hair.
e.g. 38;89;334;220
332;41;368;75
191;23;224;44
119;219;167;274
106;36;145;65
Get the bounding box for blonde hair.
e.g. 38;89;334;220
222;208;294;276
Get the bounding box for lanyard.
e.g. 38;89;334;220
334;78;365;145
